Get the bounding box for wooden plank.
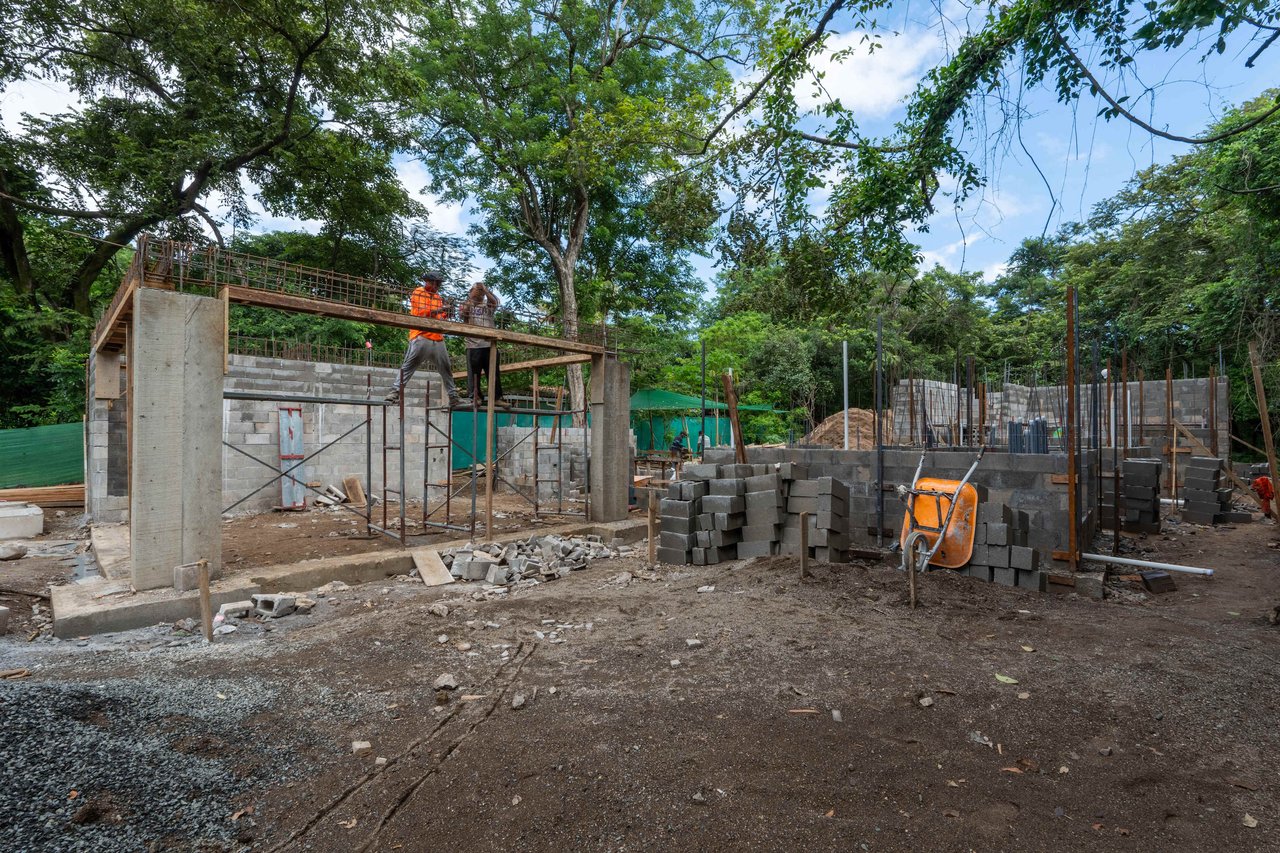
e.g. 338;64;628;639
222;285;605;355
1173;420;1263;509
0;484;85;506
92;269;140;352
410;549;455;586
722;372;747;464
1232;433;1267;456
1248;341;1279;533
343;475;367;508
95;350;122;400
451;353;590;379
484;344;498;533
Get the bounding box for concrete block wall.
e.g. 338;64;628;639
86;350;130;523
705;447;1098;571
221;355;447;515
890;377;1228;456
496;426;589;501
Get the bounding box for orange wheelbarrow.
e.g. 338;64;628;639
897;448;984;608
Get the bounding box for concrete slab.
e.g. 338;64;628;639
55;518;648;636
90;522;131;580
0;502;43;540
410;549;456;586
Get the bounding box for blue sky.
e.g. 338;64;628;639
2;4;1277;298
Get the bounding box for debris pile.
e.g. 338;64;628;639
443;534;631;588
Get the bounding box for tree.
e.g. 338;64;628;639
407;0;753;419
0;0;414;315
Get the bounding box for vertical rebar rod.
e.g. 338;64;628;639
843;339;849;450
875;317;884;548
966;356;975;447
398;390;405;545
532;368;540;518
365;345;372;537
1166;365;1174;500
700;339;707;460
1121;348;1129;458
1065;286;1079;572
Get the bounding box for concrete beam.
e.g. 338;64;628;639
589;356;631;522
130;289;224;590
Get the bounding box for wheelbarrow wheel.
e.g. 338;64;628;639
903;530;931;609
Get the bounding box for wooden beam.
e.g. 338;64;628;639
484;344;498;534
451;353;590;379
1172;419;1263;509
1248;341;1279;526
1232;433;1267;456
222;285;605;355
722;372;747;464
92;269;140;352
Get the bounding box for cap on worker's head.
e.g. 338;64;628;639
421;269;446;283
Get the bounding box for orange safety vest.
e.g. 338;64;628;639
408;286;447;341
1252;476;1274;501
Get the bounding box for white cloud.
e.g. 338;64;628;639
981;260;1008;282
395;158;469;237
794;28;941;118
919;232;984;271
0;78;80;134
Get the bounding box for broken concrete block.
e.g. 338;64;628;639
352;740;373;756
173;563;202;592
251;593;297;618
485;564;509;585
218;600;253;619
0;502;42;540
0;543;29;561
434;672;458;690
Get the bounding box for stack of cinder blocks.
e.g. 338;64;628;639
1122;458;1162;533
696;465;750;564
812;477;851;562
964;502;1044;591
656;473;707;564
1180;456;1249;524
780;473;817;556
739;469;785;558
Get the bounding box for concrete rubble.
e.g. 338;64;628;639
440;534;632;593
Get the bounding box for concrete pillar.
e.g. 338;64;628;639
130;289;224;589
589;356;631;522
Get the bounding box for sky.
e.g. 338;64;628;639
2;3;1278;298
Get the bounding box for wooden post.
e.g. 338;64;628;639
722;372;747;464
1121;349;1129;458
550;386;564;444
799;511;810;579
485;345;498;533
647;499;657;564
978;381;986;448
1248;341;1279;518
197;559;213;642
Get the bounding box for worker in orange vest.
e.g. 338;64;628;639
1251;474;1274;519
385;270;470;407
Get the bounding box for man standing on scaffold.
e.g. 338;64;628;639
385;269;471;408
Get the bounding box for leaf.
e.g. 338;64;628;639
340;818;358;829
1020;645;1035;653
995;674;1019;684
824;809;835;818
1000;767;1023;774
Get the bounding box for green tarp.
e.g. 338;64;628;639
0;422;83;488
630;388;773;413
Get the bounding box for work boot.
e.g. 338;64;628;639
448;395;474;408
384;389;400;404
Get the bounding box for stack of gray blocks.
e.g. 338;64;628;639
1122;458;1162;533
812;477;851;562
739;469;787;558
1181;456;1249;524
964;502;1046;591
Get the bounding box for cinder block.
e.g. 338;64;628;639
740;523;780;542
710;478;746;496
789;480;819;497
656;546;690;565
694;531;711;548
985;522;1009;547
817;493;847;514
966;564;993;582
746;490;783;510
696;513;715;531
660;531;692;550
987;546;1010;568
778;463;810;480
1016;569;1047;592
1009;545;1038;571
660;498;696;518
681;464;718;480
992;567;1017;587
708;529;741;547
665;512;696;532
718;463;754;478
787;495;818;514
978;502;1013;525
745;473;781;493
736;539;776;558
702;495;744;514
712;512;745;530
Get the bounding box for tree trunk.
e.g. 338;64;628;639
551;255;588;426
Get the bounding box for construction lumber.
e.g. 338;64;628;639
0;484;85;507
451;353;590;379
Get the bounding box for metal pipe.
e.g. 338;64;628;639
842;339;849;450
875;317;884;547
700;338;707;459
1081;552;1214;577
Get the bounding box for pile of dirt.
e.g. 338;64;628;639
802;408;892;449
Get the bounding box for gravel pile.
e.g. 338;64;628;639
0;675;277;852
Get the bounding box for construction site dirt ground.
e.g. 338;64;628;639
3;515;1280;851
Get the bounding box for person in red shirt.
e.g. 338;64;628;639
385;270;469;407
1251;475;1274;518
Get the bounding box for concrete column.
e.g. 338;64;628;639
589;356;631;522
130;288;224;590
